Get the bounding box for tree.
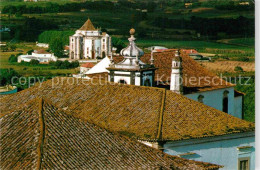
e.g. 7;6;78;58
8;54;17;63
9;44;17;51
112;37;126;53
0;68;20;86
234;66;244;72
49;38;64;58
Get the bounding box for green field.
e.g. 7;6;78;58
0;43;77;76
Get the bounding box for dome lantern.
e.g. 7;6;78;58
120;28;144;58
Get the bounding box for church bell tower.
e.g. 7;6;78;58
170;50;183;94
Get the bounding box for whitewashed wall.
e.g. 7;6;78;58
234;96;243;119
114;71;131;85
184;87;239;118
164;132;255;170
84;39;92;59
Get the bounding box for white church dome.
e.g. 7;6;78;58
120;28;144;57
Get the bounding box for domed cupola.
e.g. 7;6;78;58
107;28;156;87
120;28;144;58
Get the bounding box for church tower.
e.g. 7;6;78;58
108;29;156;86
170;50;183;94
69;18;112;60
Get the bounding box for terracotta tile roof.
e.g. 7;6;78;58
81;62;95;68
86;72;108;80
0;98;222;170
0;78;254;142
79;18;96;31
140;51;235;94
112;50;234;93
235;90;245;97
34;49;50;54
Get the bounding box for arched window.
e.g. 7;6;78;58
102;51;106;58
223;90;229;113
71;51;74;59
118;79;127;84
198;95;204;103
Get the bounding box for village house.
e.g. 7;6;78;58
79;62;95;74
69;18;112;60
0;77;254;170
86;29;244;119
18;49;57;63
36;41;49;48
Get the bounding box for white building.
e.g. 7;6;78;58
18;49;57;63
107;28;156;86
36;41;49;48
69;18;112;60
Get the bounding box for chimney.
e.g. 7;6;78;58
170;50;183;94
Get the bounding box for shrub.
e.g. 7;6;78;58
27;49;34;55
8;54;18;63
238;57;250;62
234;66;244;72
49;60;79;69
221;56;229;60
9;44;17;51
30;59;40;65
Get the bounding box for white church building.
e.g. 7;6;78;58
69;18;112;60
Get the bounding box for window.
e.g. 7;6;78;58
144;79;151;87
198;95;204;103
223;90;229;113
118;79;127;84
87;47;89;55
103;39;105;42
238;157;250;170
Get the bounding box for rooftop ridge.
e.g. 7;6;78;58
36;98;45;170
157;88;166;140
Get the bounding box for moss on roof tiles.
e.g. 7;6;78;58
0;78;254;143
0;98;222;170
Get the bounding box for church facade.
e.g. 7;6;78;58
69;19;112;60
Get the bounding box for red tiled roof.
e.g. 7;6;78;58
0;98;222;169
182;49;198;54
0;78;254;142
34;49;50;54
140;50;234;93
79;18;96;31
112;51;234;94
81;62;95;68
